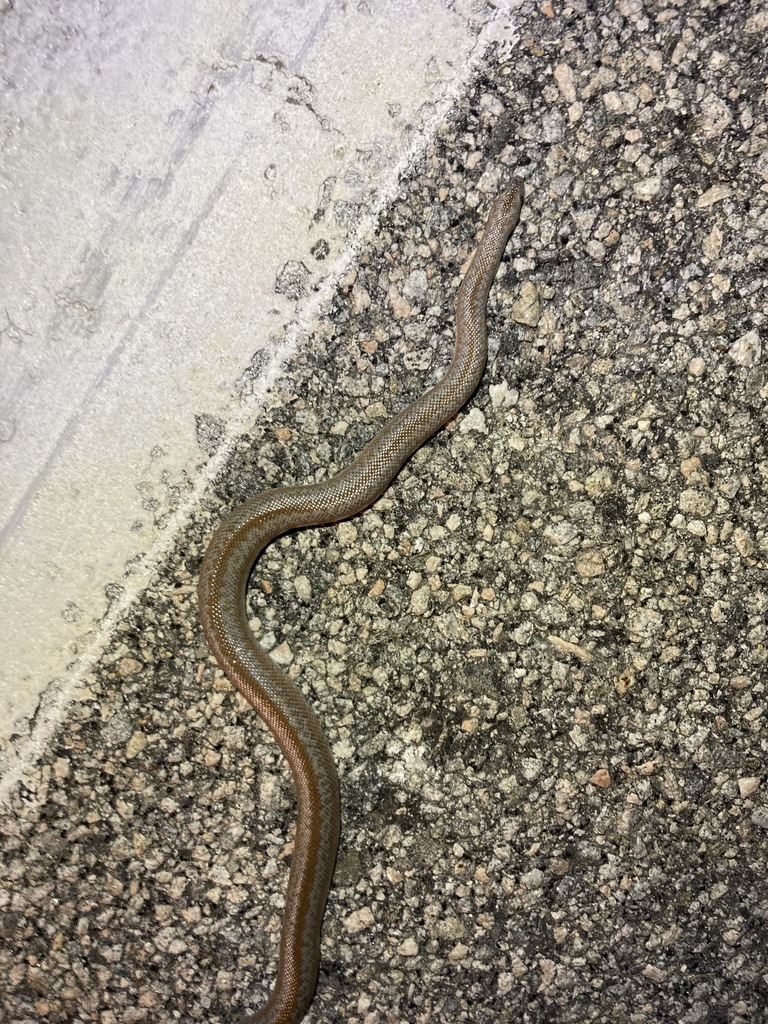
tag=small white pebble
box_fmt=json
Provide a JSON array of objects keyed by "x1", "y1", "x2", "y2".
[
  {"x1": 738, "y1": 776, "x2": 760, "y2": 798},
  {"x1": 688, "y1": 357, "x2": 706, "y2": 376},
  {"x1": 345, "y1": 907, "x2": 375, "y2": 935}
]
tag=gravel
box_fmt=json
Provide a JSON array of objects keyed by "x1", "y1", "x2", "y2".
[{"x1": 2, "y1": 2, "x2": 767, "y2": 1022}]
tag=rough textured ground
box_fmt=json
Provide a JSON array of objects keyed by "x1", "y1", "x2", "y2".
[{"x1": 2, "y1": 1, "x2": 767, "y2": 1023}]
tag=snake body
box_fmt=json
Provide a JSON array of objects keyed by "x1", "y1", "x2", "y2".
[{"x1": 198, "y1": 178, "x2": 524, "y2": 1024}]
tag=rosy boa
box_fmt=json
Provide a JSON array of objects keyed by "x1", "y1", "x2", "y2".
[{"x1": 198, "y1": 176, "x2": 525, "y2": 1023}]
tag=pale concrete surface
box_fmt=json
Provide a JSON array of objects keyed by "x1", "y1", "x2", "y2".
[{"x1": 0, "y1": 0, "x2": 514, "y2": 791}]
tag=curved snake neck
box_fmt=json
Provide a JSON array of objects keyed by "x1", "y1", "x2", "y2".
[{"x1": 198, "y1": 177, "x2": 525, "y2": 1024}]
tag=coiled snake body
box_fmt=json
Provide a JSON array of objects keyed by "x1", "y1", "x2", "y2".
[{"x1": 198, "y1": 177, "x2": 525, "y2": 1023}]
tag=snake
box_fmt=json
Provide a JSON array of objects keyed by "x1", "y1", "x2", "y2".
[{"x1": 198, "y1": 175, "x2": 525, "y2": 1024}]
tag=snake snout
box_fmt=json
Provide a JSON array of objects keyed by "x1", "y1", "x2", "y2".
[{"x1": 494, "y1": 176, "x2": 525, "y2": 224}]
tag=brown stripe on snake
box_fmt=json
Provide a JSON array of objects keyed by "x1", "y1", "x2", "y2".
[{"x1": 198, "y1": 177, "x2": 525, "y2": 1024}]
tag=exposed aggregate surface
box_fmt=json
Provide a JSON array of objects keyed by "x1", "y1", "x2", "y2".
[{"x1": 2, "y1": 2, "x2": 768, "y2": 1023}]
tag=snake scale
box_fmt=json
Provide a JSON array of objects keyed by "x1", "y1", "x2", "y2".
[{"x1": 198, "y1": 176, "x2": 525, "y2": 1023}]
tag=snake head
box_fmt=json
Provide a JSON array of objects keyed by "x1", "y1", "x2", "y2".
[{"x1": 490, "y1": 176, "x2": 525, "y2": 229}]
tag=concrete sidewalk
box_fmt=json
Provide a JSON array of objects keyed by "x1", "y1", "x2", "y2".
[
  {"x1": 1, "y1": 2, "x2": 767, "y2": 1023},
  {"x1": 1, "y1": 0, "x2": 508, "y2": 785}
]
